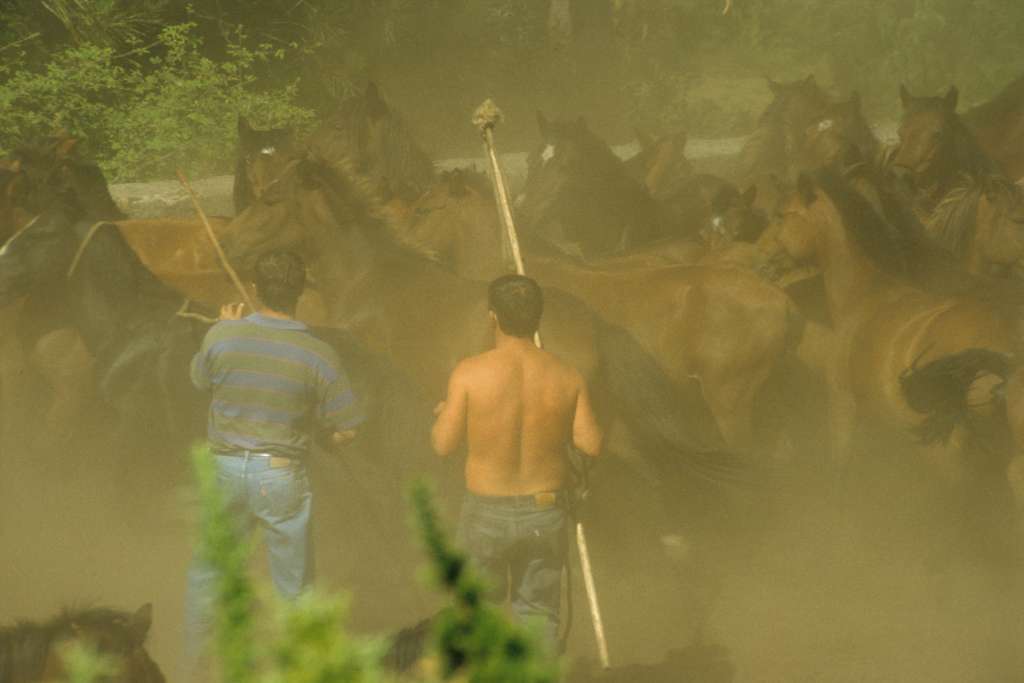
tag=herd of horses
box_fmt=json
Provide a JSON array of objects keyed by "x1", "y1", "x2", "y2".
[{"x1": 2, "y1": 73, "x2": 1024, "y2": 680}]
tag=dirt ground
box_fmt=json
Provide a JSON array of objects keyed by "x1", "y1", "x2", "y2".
[{"x1": 3, "y1": 329, "x2": 1023, "y2": 683}]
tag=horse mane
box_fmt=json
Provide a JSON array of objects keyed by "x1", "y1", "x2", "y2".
[
  {"x1": 316, "y1": 90, "x2": 436, "y2": 199},
  {"x1": 813, "y1": 167, "x2": 913, "y2": 276},
  {"x1": 304, "y1": 153, "x2": 441, "y2": 262},
  {"x1": 0, "y1": 607, "x2": 139, "y2": 681},
  {"x1": 905, "y1": 96, "x2": 999, "y2": 179},
  {"x1": 928, "y1": 174, "x2": 1022, "y2": 259},
  {"x1": 439, "y1": 168, "x2": 493, "y2": 199}
]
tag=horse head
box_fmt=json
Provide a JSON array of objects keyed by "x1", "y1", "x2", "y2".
[
  {"x1": 893, "y1": 85, "x2": 966, "y2": 186},
  {"x1": 235, "y1": 115, "x2": 299, "y2": 214},
  {"x1": 45, "y1": 605, "x2": 164, "y2": 683},
  {"x1": 969, "y1": 178, "x2": 1024, "y2": 278},
  {"x1": 401, "y1": 168, "x2": 504, "y2": 278},
  {"x1": 763, "y1": 74, "x2": 832, "y2": 157},
  {"x1": 800, "y1": 92, "x2": 880, "y2": 171},
  {"x1": 223, "y1": 151, "x2": 385, "y2": 278},
  {"x1": 11, "y1": 133, "x2": 124, "y2": 222},
  {"x1": 523, "y1": 112, "x2": 662, "y2": 255},
  {"x1": 308, "y1": 82, "x2": 436, "y2": 203},
  {"x1": 705, "y1": 181, "x2": 765, "y2": 245}
]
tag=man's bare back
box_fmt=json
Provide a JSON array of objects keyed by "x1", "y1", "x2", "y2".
[{"x1": 432, "y1": 337, "x2": 602, "y2": 496}]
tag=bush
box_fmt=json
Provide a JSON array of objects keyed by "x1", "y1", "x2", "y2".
[
  {"x1": 0, "y1": 21, "x2": 314, "y2": 182},
  {"x1": 189, "y1": 445, "x2": 557, "y2": 683}
]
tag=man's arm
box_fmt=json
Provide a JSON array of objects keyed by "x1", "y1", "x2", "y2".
[
  {"x1": 572, "y1": 376, "x2": 603, "y2": 457},
  {"x1": 317, "y1": 357, "x2": 365, "y2": 447},
  {"x1": 431, "y1": 365, "x2": 469, "y2": 457}
]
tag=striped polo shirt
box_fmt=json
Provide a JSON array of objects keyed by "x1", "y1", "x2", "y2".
[{"x1": 190, "y1": 313, "x2": 363, "y2": 458}]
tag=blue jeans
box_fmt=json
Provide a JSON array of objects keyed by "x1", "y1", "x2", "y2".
[
  {"x1": 457, "y1": 492, "x2": 568, "y2": 648},
  {"x1": 182, "y1": 453, "x2": 312, "y2": 679}
]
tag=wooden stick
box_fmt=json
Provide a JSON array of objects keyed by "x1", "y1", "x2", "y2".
[
  {"x1": 175, "y1": 169, "x2": 257, "y2": 312},
  {"x1": 473, "y1": 100, "x2": 611, "y2": 669}
]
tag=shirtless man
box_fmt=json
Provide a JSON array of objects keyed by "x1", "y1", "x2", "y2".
[{"x1": 431, "y1": 274, "x2": 603, "y2": 647}]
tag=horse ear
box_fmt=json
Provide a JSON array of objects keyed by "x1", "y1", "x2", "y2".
[
  {"x1": 537, "y1": 111, "x2": 550, "y2": 140},
  {"x1": 634, "y1": 127, "x2": 653, "y2": 150},
  {"x1": 129, "y1": 604, "x2": 153, "y2": 642},
  {"x1": 804, "y1": 74, "x2": 817, "y2": 88},
  {"x1": 742, "y1": 184, "x2": 757, "y2": 207},
  {"x1": 54, "y1": 136, "x2": 79, "y2": 160},
  {"x1": 796, "y1": 172, "x2": 817, "y2": 207},
  {"x1": 767, "y1": 77, "x2": 781, "y2": 96},
  {"x1": 575, "y1": 115, "x2": 588, "y2": 131},
  {"x1": 944, "y1": 85, "x2": 959, "y2": 111},
  {"x1": 238, "y1": 115, "x2": 252, "y2": 138},
  {"x1": 899, "y1": 84, "x2": 912, "y2": 110}
]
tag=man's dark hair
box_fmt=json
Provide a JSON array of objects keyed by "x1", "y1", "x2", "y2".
[
  {"x1": 254, "y1": 250, "x2": 306, "y2": 314},
  {"x1": 488, "y1": 274, "x2": 543, "y2": 338}
]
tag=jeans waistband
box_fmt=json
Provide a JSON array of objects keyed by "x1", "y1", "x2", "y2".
[
  {"x1": 465, "y1": 490, "x2": 566, "y2": 508},
  {"x1": 215, "y1": 450, "x2": 302, "y2": 469}
]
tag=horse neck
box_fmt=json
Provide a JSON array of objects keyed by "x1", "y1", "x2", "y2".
[
  {"x1": 814, "y1": 210, "x2": 891, "y2": 320},
  {"x1": 973, "y1": 197, "x2": 1024, "y2": 276}
]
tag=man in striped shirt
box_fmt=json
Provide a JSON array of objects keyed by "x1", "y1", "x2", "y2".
[{"x1": 182, "y1": 249, "x2": 363, "y2": 679}]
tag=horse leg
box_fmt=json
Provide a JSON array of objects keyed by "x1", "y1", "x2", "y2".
[
  {"x1": 1002, "y1": 367, "x2": 1024, "y2": 531},
  {"x1": 29, "y1": 328, "x2": 95, "y2": 445}
]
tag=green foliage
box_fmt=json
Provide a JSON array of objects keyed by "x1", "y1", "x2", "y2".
[
  {"x1": 265, "y1": 593, "x2": 386, "y2": 683},
  {"x1": 6, "y1": 1, "x2": 1023, "y2": 171},
  {"x1": 59, "y1": 641, "x2": 116, "y2": 683},
  {"x1": 0, "y1": 21, "x2": 314, "y2": 181}
]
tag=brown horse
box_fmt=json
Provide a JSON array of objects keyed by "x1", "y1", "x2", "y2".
[
  {"x1": 518, "y1": 113, "x2": 687, "y2": 258},
  {"x1": 0, "y1": 604, "x2": 164, "y2": 683},
  {"x1": 761, "y1": 169, "x2": 1021, "y2": 542},
  {"x1": 892, "y1": 84, "x2": 1001, "y2": 217},
  {"x1": 924, "y1": 174, "x2": 1024, "y2": 279},
  {"x1": 736, "y1": 75, "x2": 832, "y2": 183},
  {"x1": 382, "y1": 166, "x2": 793, "y2": 453},
  {"x1": 963, "y1": 73, "x2": 1024, "y2": 181},
  {"x1": 306, "y1": 82, "x2": 437, "y2": 203},
  {"x1": 796, "y1": 92, "x2": 881, "y2": 173},
  {"x1": 220, "y1": 152, "x2": 804, "y2": 493},
  {"x1": 234, "y1": 115, "x2": 298, "y2": 215}
]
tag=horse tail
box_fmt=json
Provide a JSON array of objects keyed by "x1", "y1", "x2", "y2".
[
  {"x1": 900, "y1": 348, "x2": 1012, "y2": 445},
  {"x1": 591, "y1": 317, "x2": 756, "y2": 489},
  {"x1": 900, "y1": 348, "x2": 1020, "y2": 563}
]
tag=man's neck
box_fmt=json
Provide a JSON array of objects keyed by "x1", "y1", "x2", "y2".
[
  {"x1": 259, "y1": 307, "x2": 295, "y2": 321},
  {"x1": 494, "y1": 330, "x2": 537, "y2": 351}
]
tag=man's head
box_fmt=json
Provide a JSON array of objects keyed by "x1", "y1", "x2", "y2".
[
  {"x1": 488, "y1": 274, "x2": 543, "y2": 338},
  {"x1": 254, "y1": 250, "x2": 306, "y2": 315}
]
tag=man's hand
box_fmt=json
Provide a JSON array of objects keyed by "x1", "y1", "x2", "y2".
[
  {"x1": 330, "y1": 430, "x2": 357, "y2": 447},
  {"x1": 433, "y1": 401, "x2": 447, "y2": 417},
  {"x1": 219, "y1": 303, "x2": 246, "y2": 321}
]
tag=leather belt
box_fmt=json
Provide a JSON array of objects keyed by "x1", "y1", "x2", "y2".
[{"x1": 217, "y1": 450, "x2": 296, "y2": 469}]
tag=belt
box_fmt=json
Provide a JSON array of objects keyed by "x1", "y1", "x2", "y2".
[
  {"x1": 467, "y1": 491, "x2": 564, "y2": 508},
  {"x1": 216, "y1": 450, "x2": 297, "y2": 469}
]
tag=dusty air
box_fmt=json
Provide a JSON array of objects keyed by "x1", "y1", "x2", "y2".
[{"x1": 1, "y1": 2, "x2": 1023, "y2": 682}]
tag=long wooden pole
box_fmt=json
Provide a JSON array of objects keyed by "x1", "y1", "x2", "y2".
[
  {"x1": 473, "y1": 99, "x2": 611, "y2": 669},
  {"x1": 176, "y1": 169, "x2": 257, "y2": 312}
]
